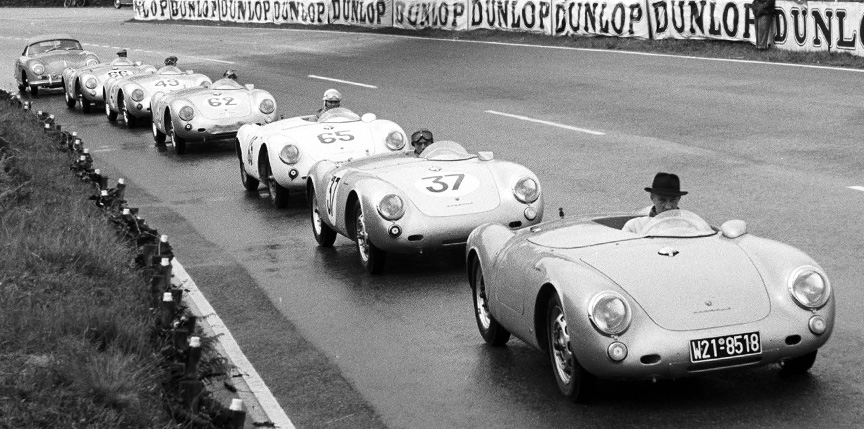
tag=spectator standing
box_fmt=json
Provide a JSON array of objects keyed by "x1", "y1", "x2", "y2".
[{"x1": 752, "y1": 0, "x2": 776, "y2": 50}]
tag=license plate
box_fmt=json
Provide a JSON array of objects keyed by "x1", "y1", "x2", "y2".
[{"x1": 689, "y1": 331, "x2": 761, "y2": 363}]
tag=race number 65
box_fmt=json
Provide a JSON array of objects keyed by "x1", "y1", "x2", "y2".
[{"x1": 317, "y1": 130, "x2": 354, "y2": 144}]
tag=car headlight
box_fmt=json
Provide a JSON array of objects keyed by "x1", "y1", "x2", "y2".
[
  {"x1": 178, "y1": 106, "x2": 194, "y2": 121},
  {"x1": 31, "y1": 63, "x2": 45, "y2": 75},
  {"x1": 259, "y1": 99, "x2": 275, "y2": 114},
  {"x1": 385, "y1": 131, "x2": 406, "y2": 150},
  {"x1": 588, "y1": 291, "x2": 632, "y2": 335},
  {"x1": 788, "y1": 267, "x2": 830, "y2": 309},
  {"x1": 130, "y1": 88, "x2": 145, "y2": 102},
  {"x1": 513, "y1": 177, "x2": 540, "y2": 204},
  {"x1": 279, "y1": 144, "x2": 300, "y2": 165},
  {"x1": 84, "y1": 77, "x2": 97, "y2": 89},
  {"x1": 377, "y1": 194, "x2": 405, "y2": 220},
  {"x1": 86, "y1": 58, "x2": 99, "y2": 67}
]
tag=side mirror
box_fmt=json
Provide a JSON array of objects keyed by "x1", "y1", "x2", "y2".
[
  {"x1": 244, "y1": 83, "x2": 254, "y2": 90},
  {"x1": 361, "y1": 113, "x2": 377, "y2": 122},
  {"x1": 720, "y1": 220, "x2": 747, "y2": 238}
]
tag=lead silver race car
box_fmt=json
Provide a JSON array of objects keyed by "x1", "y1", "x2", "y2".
[
  {"x1": 307, "y1": 141, "x2": 544, "y2": 274},
  {"x1": 14, "y1": 34, "x2": 99, "y2": 97},
  {"x1": 467, "y1": 209, "x2": 834, "y2": 402}
]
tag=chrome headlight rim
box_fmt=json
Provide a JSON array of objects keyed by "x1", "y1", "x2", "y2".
[
  {"x1": 278, "y1": 144, "x2": 300, "y2": 165},
  {"x1": 377, "y1": 194, "x2": 405, "y2": 221},
  {"x1": 259, "y1": 99, "x2": 275, "y2": 114},
  {"x1": 84, "y1": 76, "x2": 97, "y2": 89},
  {"x1": 85, "y1": 57, "x2": 99, "y2": 67},
  {"x1": 588, "y1": 291, "x2": 632, "y2": 336},
  {"x1": 513, "y1": 176, "x2": 540, "y2": 204},
  {"x1": 178, "y1": 105, "x2": 195, "y2": 122},
  {"x1": 30, "y1": 62, "x2": 45, "y2": 75},
  {"x1": 385, "y1": 130, "x2": 406, "y2": 151},
  {"x1": 787, "y1": 266, "x2": 830, "y2": 309},
  {"x1": 130, "y1": 88, "x2": 145, "y2": 102}
]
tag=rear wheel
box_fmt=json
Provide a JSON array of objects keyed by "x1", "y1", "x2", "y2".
[
  {"x1": 354, "y1": 203, "x2": 385, "y2": 274},
  {"x1": 152, "y1": 121, "x2": 166, "y2": 145},
  {"x1": 105, "y1": 101, "x2": 117, "y2": 122},
  {"x1": 262, "y1": 154, "x2": 288, "y2": 208},
  {"x1": 310, "y1": 187, "x2": 337, "y2": 247},
  {"x1": 64, "y1": 89, "x2": 76, "y2": 108},
  {"x1": 779, "y1": 350, "x2": 817, "y2": 375},
  {"x1": 548, "y1": 295, "x2": 596, "y2": 403},
  {"x1": 471, "y1": 258, "x2": 511, "y2": 345}
]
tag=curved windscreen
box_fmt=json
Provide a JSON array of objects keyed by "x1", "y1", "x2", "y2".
[
  {"x1": 318, "y1": 107, "x2": 360, "y2": 122},
  {"x1": 420, "y1": 140, "x2": 476, "y2": 161},
  {"x1": 640, "y1": 210, "x2": 716, "y2": 238},
  {"x1": 210, "y1": 79, "x2": 243, "y2": 90},
  {"x1": 29, "y1": 39, "x2": 82, "y2": 55}
]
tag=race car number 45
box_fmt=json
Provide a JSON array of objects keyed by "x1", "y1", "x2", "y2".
[{"x1": 689, "y1": 332, "x2": 761, "y2": 363}]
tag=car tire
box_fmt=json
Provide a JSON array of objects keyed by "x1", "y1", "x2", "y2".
[
  {"x1": 64, "y1": 89, "x2": 76, "y2": 109},
  {"x1": 170, "y1": 125, "x2": 187, "y2": 154},
  {"x1": 354, "y1": 202, "x2": 385, "y2": 274},
  {"x1": 548, "y1": 295, "x2": 596, "y2": 403},
  {"x1": 262, "y1": 154, "x2": 289, "y2": 208},
  {"x1": 236, "y1": 141, "x2": 259, "y2": 191},
  {"x1": 79, "y1": 94, "x2": 92, "y2": 113},
  {"x1": 310, "y1": 187, "x2": 337, "y2": 247},
  {"x1": 152, "y1": 121, "x2": 166, "y2": 145},
  {"x1": 105, "y1": 101, "x2": 117, "y2": 122},
  {"x1": 29, "y1": 85, "x2": 38, "y2": 97},
  {"x1": 471, "y1": 258, "x2": 511, "y2": 346},
  {"x1": 779, "y1": 350, "x2": 817, "y2": 375},
  {"x1": 120, "y1": 96, "x2": 136, "y2": 128}
]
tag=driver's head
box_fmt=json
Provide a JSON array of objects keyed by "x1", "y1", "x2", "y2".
[
  {"x1": 164, "y1": 56, "x2": 178, "y2": 67},
  {"x1": 223, "y1": 69, "x2": 238, "y2": 80},
  {"x1": 644, "y1": 172, "x2": 687, "y2": 215},
  {"x1": 116, "y1": 49, "x2": 128, "y2": 58},
  {"x1": 322, "y1": 89, "x2": 341, "y2": 110},
  {"x1": 411, "y1": 129, "x2": 434, "y2": 155}
]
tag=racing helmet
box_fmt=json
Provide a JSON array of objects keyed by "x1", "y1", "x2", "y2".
[
  {"x1": 411, "y1": 129, "x2": 433, "y2": 146},
  {"x1": 223, "y1": 69, "x2": 238, "y2": 80},
  {"x1": 322, "y1": 89, "x2": 342, "y2": 102},
  {"x1": 164, "y1": 56, "x2": 178, "y2": 66}
]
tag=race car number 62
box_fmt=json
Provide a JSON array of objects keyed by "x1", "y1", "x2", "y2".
[{"x1": 207, "y1": 97, "x2": 236, "y2": 106}]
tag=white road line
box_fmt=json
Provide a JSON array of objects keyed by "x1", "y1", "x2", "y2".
[
  {"x1": 308, "y1": 75, "x2": 378, "y2": 88},
  {"x1": 172, "y1": 260, "x2": 296, "y2": 429},
  {"x1": 848, "y1": 186, "x2": 864, "y2": 192},
  {"x1": 485, "y1": 110, "x2": 606, "y2": 136}
]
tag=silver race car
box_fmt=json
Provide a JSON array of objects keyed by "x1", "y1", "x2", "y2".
[
  {"x1": 104, "y1": 65, "x2": 211, "y2": 128},
  {"x1": 466, "y1": 209, "x2": 834, "y2": 402},
  {"x1": 307, "y1": 141, "x2": 544, "y2": 274},
  {"x1": 14, "y1": 34, "x2": 99, "y2": 97},
  {"x1": 62, "y1": 57, "x2": 156, "y2": 113},
  {"x1": 151, "y1": 77, "x2": 277, "y2": 154},
  {"x1": 236, "y1": 107, "x2": 407, "y2": 208}
]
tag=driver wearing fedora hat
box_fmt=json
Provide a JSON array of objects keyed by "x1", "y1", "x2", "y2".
[{"x1": 622, "y1": 172, "x2": 688, "y2": 234}]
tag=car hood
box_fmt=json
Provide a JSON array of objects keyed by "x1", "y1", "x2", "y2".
[
  {"x1": 32, "y1": 51, "x2": 91, "y2": 73},
  {"x1": 369, "y1": 160, "x2": 500, "y2": 217},
  {"x1": 184, "y1": 88, "x2": 252, "y2": 119},
  {"x1": 578, "y1": 238, "x2": 770, "y2": 331}
]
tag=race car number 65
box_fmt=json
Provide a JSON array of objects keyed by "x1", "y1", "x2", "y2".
[{"x1": 318, "y1": 131, "x2": 354, "y2": 144}]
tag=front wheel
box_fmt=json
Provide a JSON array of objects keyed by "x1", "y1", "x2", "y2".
[
  {"x1": 237, "y1": 142, "x2": 259, "y2": 191},
  {"x1": 548, "y1": 295, "x2": 596, "y2": 403},
  {"x1": 471, "y1": 258, "x2": 510, "y2": 346},
  {"x1": 262, "y1": 155, "x2": 288, "y2": 208},
  {"x1": 29, "y1": 85, "x2": 38, "y2": 97},
  {"x1": 120, "y1": 98, "x2": 136, "y2": 128},
  {"x1": 79, "y1": 94, "x2": 92, "y2": 113},
  {"x1": 310, "y1": 188, "x2": 336, "y2": 247},
  {"x1": 779, "y1": 350, "x2": 817, "y2": 375},
  {"x1": 354, "y1": 203, "x2": 385, "y2": 274},
  {"x1": 152, "y1": 121, "x2": 166, "y2": 145},
  {"x1": 105, "y1": 101, "x2": 117, "y2": 122},
  {"x1": 65, "y1": 90, "x2": 76, "y2": 108}
]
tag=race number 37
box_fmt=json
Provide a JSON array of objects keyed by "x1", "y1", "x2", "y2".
[{"x1": 415, "y1": 173, "x2": 479, "y2": 197}]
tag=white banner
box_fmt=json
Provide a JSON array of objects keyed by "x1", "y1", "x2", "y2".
[
  {"x1": 394, "y1": 0, "x2": 469, "y2": 30},
  {"x1": 134, "y1": 0, "x2": 171, "y2": 20},
  {"x1": 552, "y1": 0, "x2": 650, "y2": 38},
  {"x1": 273, "y1": 0, "x2": 329, "y2": 24},
  {"x1": 648, "y1": 0, "x2": 757, "y2": 42},
  {"x1": 330, "y1": 0, "x2": 394, "y2": 27},
  {"x1": 469, "y1": 0, "x2": 554, "y2": 34},
  {"x1": 169, "y1": 0, "x2": 221, "y2": 20},
  {"x1": 774, "y1": 2, "x2": 864, "y2": 56},
  {"x1": 216, "y1": 0, "x2": 275, "y2": 22}
]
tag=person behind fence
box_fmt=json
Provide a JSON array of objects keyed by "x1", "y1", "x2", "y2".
[
  {"x1": 752, "y1": 0, "x2": 776, "y2": 50},
  {"x1": 622, "y1": 172, "x2": 688, "y2": 234}
]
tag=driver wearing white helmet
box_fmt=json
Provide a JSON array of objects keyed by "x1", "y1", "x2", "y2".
[{"x1": 313, "y1": 88, "x2": 341, "y2": 121}]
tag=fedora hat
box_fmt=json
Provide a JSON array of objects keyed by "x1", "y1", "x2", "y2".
[{"x1": 645, "y1": 172, "x2": 688, "y2": 196}]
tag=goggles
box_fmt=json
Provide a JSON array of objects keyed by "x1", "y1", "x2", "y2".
[{"x1": 411, "y1": 130, "x2": 433, "y2": 145}]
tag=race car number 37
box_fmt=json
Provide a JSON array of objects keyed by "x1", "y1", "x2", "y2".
[
  {"x1": 689, "y1": 332, "x2": 761, "y2": 363},
  {"x1": 414, "y1": 173, "x2": 479, "y2": 197}
]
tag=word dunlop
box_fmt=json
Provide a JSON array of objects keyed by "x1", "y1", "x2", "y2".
[{"x1": 331, "y1": 0, "x2": 388, "y2": 25}]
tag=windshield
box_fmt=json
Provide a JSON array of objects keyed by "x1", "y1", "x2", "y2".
[
  {"x1": 318, "y1": 107, "x2": 360, "y2": 122},
  {"x1": 28, "y1": 39, "x2": 82, "y2": 55},
  {"x1": 420, "y1": 141, "x2": 476, "y2": 161},
  {"x1": 639, "y1": 210, "x2": 716, "y2": 238}
]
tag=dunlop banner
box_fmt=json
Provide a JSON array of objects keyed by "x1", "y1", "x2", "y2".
[
  {"x1": 134, "y1": 0, "x2": 171, "y2": 20},
  {"x1": 330, "y1": 0, "x2": 394, "y2": 27},
  {"x1": 169, "y1": 0, "x2": 221, "y2": 20},
  {"x1": 553, "y1": 0, "x2": 649, "y2": 38},
  {"x1": 218, "y1": 0, "x2": 275, "y2": 22},
  {"x1": 647, "y1": 0, "x2": 757, "y2": 42},
  {"x1": 469, "y1": 0, "x2": 554, "y2": 35},
  {"x1": 394, "y1": 0, "x2": 469, "y2": 30},
  {"x1": 773, "y1": 2, "x2": 864, "y2": 56},
  {"x1": 273, "y1": 0, "x2": 329, "y2": 24}
]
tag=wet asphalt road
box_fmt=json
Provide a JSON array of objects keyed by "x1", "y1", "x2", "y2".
[{"x1": 2, "y1": 8, "x2": 864, "y2": 428}]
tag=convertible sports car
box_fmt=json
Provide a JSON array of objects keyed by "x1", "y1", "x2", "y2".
[
  {"x1": 151, "y1": 78, "x2": 277, "y2": 154},
  {"x1": 14, "y1": 34, "x2": 99, "y2": 97},
  {"x1": 236, "y1": 107, "x2": 407, "y2": 208},
  {"x1": 62, "y1": 58, "x2": 156, "y2": 113},
  {"x1": 307, "y1": 141, "x2": 544, "y2": 274},
  {"x1": 104, "y1": 66, "x2": 211, "y2": 128},
  {"x1": 466, "y1": 209, "x2": 834, "y2": 402}
]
